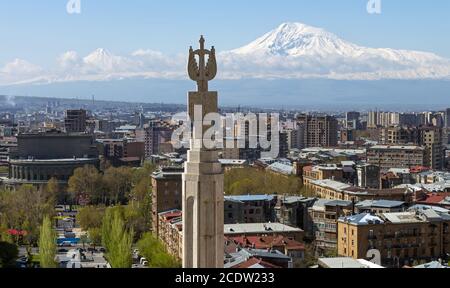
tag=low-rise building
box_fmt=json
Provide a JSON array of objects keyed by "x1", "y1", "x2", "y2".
[
  {"x1": 355, "y1": 200, "x2": 406, "y2": 214},
  {"x1": 274, "y1": 196, "x2": 317, "y2": 237},
  {"x1": 303, "y1": 165, "x2": 344, "y2": 186},
  {"x1": 157, "y1": 209, "x2": 183, "y2": 261},
  {"x1": 356, "y1": 164, "x2": 380, "y2": 189},
  {"x1": 226, "y1": 235, "x2": 305, "y2": 262},
  {"x1": 309, "y1": 199, "x2": 353, "y2": 254},
  {"x1": 224, "y1": 195, "x2": 277, "y2": 224},
  {"x1": 306, "y1": 178, "x2": 415, "y2": 203},
  {"x1": 224, "y1": 223, "x2": 304, "y2": 242}
]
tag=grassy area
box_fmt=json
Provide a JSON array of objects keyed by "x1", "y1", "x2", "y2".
[{"x1": 0, "y1": 166, "x2": 8, "y2": 174}]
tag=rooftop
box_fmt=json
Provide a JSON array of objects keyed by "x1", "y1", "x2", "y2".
[
  {"x1": 310, "y1": 179, "x2": 352, "y2": 192},
  {"x1": 267, "y1": 162, "x2": 293, "y2": 175},
  {"x1": 356, "y1": 200, "x2": 405, "y2": 209},
  {"x1": 318, "y1": 257, "x2": 384, "y2": 269},
  {"x1": 219, "y1": 159, "x2": 247, "y2": 165},
  {"x1": 225, "y1": 195, "x2": 274, "y2": 202},
  {"x1": 224, "y1": 223, "x2": 303, "y2": 235},
  {"x1": 369, "y1": 145, "x2": 424, "y2": 151},
  {"x1": 339, "y1": 213, "x2": 385, "y2": 226}
]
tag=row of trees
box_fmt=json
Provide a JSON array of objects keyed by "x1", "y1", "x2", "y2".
[
  {"x1": 68, "y1": 163, "x2": 155, "y2": 206},
  {"x1": 76, "y1": 205, "x2": 179, "y2": 268},
  {"x1": 39, "y1": 216, "x2": 57, "y2": 268},
  {"x1": 224, "y1": 167, "x2": 303, "y2": 195},
  {"x1": 0, "y1": 184, "x2": 56, "y2": 245}
]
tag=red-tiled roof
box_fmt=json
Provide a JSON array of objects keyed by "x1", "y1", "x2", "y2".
[
  {"x1": 417, "y1": 193, "x2": 450, "y2": 205},
  {"x1": 232, "y1": 257, "x2": 281, "y2": 269},
  {"x1": 410, "y1": 166, "x2": 430, "y2": 173},
  {"x1": 228, "y1": 235, "x2": 305, "y2": 251},
  {"x1": 160, "y1": 211, "x2": 182, "y2": 221}
]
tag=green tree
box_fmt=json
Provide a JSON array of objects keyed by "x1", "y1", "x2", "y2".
[
  {"x1": 102, "y1": 209, "x2": 133, "y2": 268},
  {"x1": 137, "y1": 233, "x2": 181, "y2": 268},
  {"x1": 0, "y1": 217, "x2": 13, "y2": 244},
  {"x1": 103, "y1": 167, "x2": 133, "y2": 205},
  {"x1": 0, "y1": 185, "x2": 55, "y2": 246},
  {"x1": 44, "y1": 178, "x2": 60, "y2": 206},
  {"x1": 88, "y1": 228, "x2": 102, "y2": 249},
  {"x1": 0, "y1": 242, "x2": 19, "y2": 268},
  {"x1": 68, "y1": 165, "x2": 104, "y2": 205},
  {"x1": 80, "y1": 234, "x2": 89, "y2": 249},
  {"x1": 77, "y1": 206, "x2": 105, "y2": 231},
  {"x1": 224, "y1": 167, "x2": 302, "y2": 196},
  {"x1": 39, "y1": 216, "x2": 57, "y2": 268}
]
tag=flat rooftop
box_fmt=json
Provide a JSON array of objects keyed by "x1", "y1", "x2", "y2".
[
  {"x1": 318, "y1": 257, "x2": 383, "y2": 269},
  {"x1": 224, "y1": 223, "x2": 303, "y2": 235},
  {"x1": 369, "y1": 145, "x2": 424, "y2": 151}
]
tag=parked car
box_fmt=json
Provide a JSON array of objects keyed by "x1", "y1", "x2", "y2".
[
  {"x1": 58, "y1": 241, "x2": 74, "y2": 247},
  {"x1": 64, "y1": 232, "x2": 76, "y2": 239}
]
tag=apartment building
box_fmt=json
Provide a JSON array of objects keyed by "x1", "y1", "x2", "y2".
[
  {"x1": 337, "y1": 209, "x2": 450, "y2": 267},
  {"x1": 380, "y1": 126, "x2": 418, "y2": 145},
  {"x1": 419, "y1": 126, "x2": 444, "y2": 170},
  {"x1": 305, "y1": 179, "x2": 415, "y2": 203},
  {"x1": 64, "y1": 109, "x2": 87, "y2": 133},
  {"x1": 309, "y1": 199, "x2": 353, "y2": 254},
  {"x1": 367, "y1": 145, "x2": 425, "y2": 170},
  {"x1": 224, "y1": 195, "x2": 277, "y2": 224},
  {"x1": 151, "y1": 167, "x2": 183, "y2": 234},
  {"x1": 297, "y1": 114, "x2": 338, "y2": 148},
  {"x1": 157, "y1": 209, "x2": 183, "y2": 261},
  {"x1": 303, "y1": 165, "x2": 344, "y2": 186}
]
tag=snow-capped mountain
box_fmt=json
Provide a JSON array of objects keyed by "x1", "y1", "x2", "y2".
[
  {"x1": 230, "y1": 22, "x2": 360, "y2": 57},
  {"x1": 2, "y1": 22, "x2": 450, "y2": 86},
  {"x1": 222, "y1": 22, "x2": 450, "y2": 80},
  {"x1": 82, "y1": 48, "x2": 135, "y2": 73}
]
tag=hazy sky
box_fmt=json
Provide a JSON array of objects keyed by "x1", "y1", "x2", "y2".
[{"x1": 1, "y1": 0, "x2": 450, "y2": 66}]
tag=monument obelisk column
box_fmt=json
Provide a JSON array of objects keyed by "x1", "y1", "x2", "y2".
[{"x1": 182, "y1": 36, "x2": 224, "y2": 268}]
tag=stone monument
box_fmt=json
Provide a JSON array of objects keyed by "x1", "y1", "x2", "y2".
[{"x1": 182, "y1": 36, "x2": 224, "y2": 268}]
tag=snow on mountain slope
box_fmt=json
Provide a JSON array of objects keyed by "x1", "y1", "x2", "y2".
[{"x1": 221, "y1": 22, "x2": 450, "y2": 80}]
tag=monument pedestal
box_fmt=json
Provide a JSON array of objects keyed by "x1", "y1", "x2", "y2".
[{"x1": 183, "y1": 149, "x2": 224, "y2": 268}]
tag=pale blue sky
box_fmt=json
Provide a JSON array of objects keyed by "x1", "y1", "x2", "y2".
[{"x1": 0, "y1": 0, "x2": 449, "y2": 66}]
